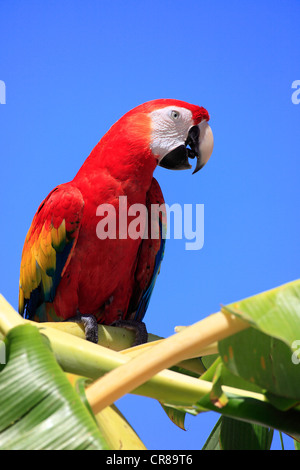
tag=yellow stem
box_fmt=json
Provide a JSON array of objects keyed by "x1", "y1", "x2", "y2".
[
  {"x1": 86, "y1": 311, "x2": 249, "y2": 414},
  {"x1": 120, "y1": 340, "x2": 218, "y2": 376}
]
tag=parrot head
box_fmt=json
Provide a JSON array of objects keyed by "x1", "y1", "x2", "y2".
[
  {"x1": 148, "y1": 99, "x2": 214, "y2": 174},
  {"x1": 117, "y1": 99, "x2": 214, "y2": 175},
  {"x1": 83, "y1": 99, "x2": 213, "y2": 183}
]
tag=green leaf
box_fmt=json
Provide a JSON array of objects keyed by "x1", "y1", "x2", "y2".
[
  {"x1": 202, "y1": 416, "x2": 274, "y2": 450},
  {"x1": 209, "y1": 363, "x2": 229, "y2": 409},
  {"x1": 219, "y1": 417, "x2": 274, "y2": 450},
  {"x1": 160, "y1": 404, "x2": 186, "y2": 430},
  {"x1": 200, "y1": 353, "x2": 220, "y2": 371},
  {"x1": 201, "y1": 356, "x2": 264, "y2": 395},
  {"x1": 0, "y1": 324, "x2": 108, "y2": 450},
  {"x1": 202, "y1": 417, "x2": 222, "y2": 450},
  {"x1": 219, "y1": 328, "x2": 300, "y2": 401},
  {"x1": 222, "y1": 279, "x2": 300, "y2": 348},
  {"x1": 294, "y1": 439, "x2": 300, "y2": 450},
  {"x1": 196, "y1": 390, "x2": 300, "y2": 440},
  {"x1": 219, "y1": 281, "x2": 300, "y2": 401},
  {"x1": 197, "y1": 356, "x2": 300, "y2": 439}
]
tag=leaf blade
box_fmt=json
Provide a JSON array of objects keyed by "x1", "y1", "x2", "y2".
[{"x1": 0, "y1": 324, "x2": 108, "y2": 450}]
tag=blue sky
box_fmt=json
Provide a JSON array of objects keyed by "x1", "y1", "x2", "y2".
[{"x1": 0, "y1": 0, "x2": 299, "y2": 450}]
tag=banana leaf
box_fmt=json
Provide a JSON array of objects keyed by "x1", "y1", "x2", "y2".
[
  {"x1": 202, "y1": 416, "x2": 274, "y2": 450},
  {"x1": 0, "y1": 324, "x2": 108, "y2": 450}
]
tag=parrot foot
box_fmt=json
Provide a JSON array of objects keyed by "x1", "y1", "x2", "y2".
[
  {"x1": 111, "y1": 320, "x2": 148, "y2": 347},
  {"x1": 67, "y1": 312, "x2": 98, "y2": 343}
]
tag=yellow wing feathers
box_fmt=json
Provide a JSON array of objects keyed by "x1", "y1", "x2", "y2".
[
  {"x1": 19, "y1": 219, "x2": 66, "y2": 312},
  {"x1": 18, "y1": 185, "x2": 84, "y2": 318}
]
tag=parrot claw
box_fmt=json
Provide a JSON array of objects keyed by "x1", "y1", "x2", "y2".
[
  {"x1": 111, "y1": 320, "x2": 148, "y2": 346},
  {"x1": 67, "y1": 312, "x2": 98, "y2": 343}
]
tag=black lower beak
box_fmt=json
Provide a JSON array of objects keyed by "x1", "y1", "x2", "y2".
[
  {"x1": 158, "y1": 145, "x2": 192, "y2": 170},
  {"x1": 158, "y1": 125, "x2": 203, "y2": 174}
]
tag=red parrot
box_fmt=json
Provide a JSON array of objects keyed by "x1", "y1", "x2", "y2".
[{"x1": 18, "y1": 99, "x2": 213, "y2": 344}]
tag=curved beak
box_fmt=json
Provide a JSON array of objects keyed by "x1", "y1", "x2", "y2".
[
  {"x1": 158, "y1": 121, "x2": 214, "y2": 174},
  {"x1": 191, "y1": 120, "x2": 214, "y2": 174}
]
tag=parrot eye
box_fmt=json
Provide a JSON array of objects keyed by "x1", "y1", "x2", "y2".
[{"x1": 170, "y1": 110, "x2": 180, "y2": 121}]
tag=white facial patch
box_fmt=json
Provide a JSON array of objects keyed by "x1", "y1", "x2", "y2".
[{"x1": 149, "y1": 106, "x2": 194, "y2": 161}]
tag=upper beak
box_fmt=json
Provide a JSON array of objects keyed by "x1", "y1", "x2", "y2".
[
  {"x1": 190, "y1": 120, "x2": 214, "y2": 174},
  {"x1": 158, "y1": 121, "x2": 214, "y2": 174}
]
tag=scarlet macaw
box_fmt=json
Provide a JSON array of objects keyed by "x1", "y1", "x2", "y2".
[{"x1": 19, "y1": 99, "x2": 213, "y2": 344}]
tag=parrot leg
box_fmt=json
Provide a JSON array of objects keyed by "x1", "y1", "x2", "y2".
[
  {"x1": 111, "y1": 320, "x2": 148, "y2": 346},
  {"x1": 66, "y1": 311, "x2": 98, "y2": 343}
]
